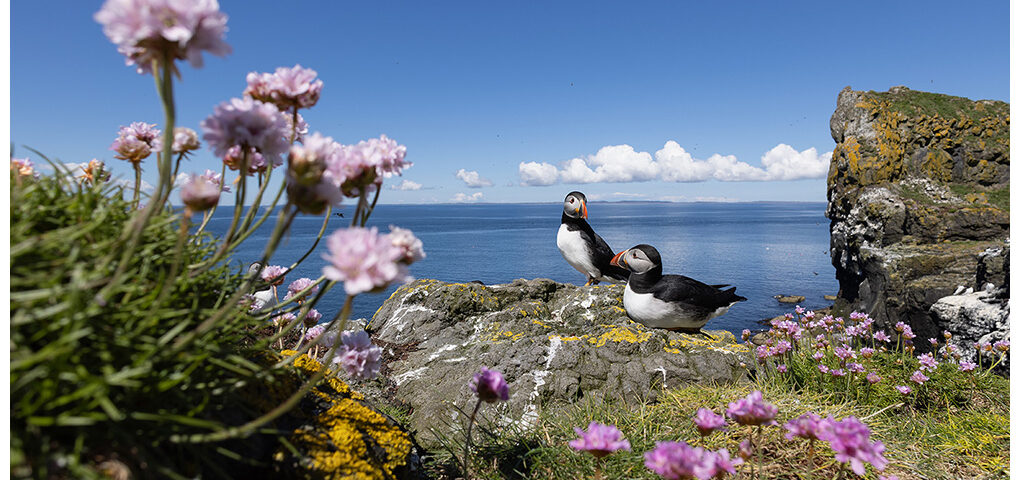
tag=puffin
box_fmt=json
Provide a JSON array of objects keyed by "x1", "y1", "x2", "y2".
[
  {"x1": 610, "y1": 244, "x2": 746, "y2": 332},
  {"x1": 556, "y1": 191, "x2": 630, "y2": 286}
]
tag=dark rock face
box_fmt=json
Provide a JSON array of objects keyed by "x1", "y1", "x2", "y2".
[
  {"x1": 366, "y1": 279, "x2": 751, "y2": 446},
  {"x1": 826, "y1": 86, "x2": 1009, "y2": 353}
]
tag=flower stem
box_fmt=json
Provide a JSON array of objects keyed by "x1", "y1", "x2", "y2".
[
  {"x1": 132, "y1": 163, "x2": 142, "y2": 207},
  {"x1": 463, "y1": 397, "x2": 483, "y2": 480}
]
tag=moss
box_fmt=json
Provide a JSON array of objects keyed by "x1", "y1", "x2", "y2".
[{"x1": 949, "y1": 183, "x2": 1010, "y2": 211}]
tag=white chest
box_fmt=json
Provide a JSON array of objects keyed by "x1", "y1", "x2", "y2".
[
  {"x1": 557, "y1": 224, "x2": 597, "y2": 277},
  {"x1": 623, "y1": 284, "x2": 705, "y2": 329}
]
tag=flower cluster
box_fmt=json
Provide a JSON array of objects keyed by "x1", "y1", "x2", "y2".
[
  {"x1": 172, "y1": 127, "x2": 201, "y2": 154},
  {"x1": 286, "y1": 132, "x2": 345, "y2": 214},
  {"x1": 644, "y1": 441, "x2": 741, "y2": 480},
  {"x1": 200, "y1": 97, "x2": 290, "y2": 169},
  {"x1": 822, "y1": 416, "x2": 888, "y2": 476},
  {"x1": 260, "y1": 265, "x2": 288, "y2": 285},
  {"x1": 725, "y1": 391, "x2": 777, "y2": 426},
  {"x1": 244, "y1": 64, "x2": 323, "y2": 111},
  {"x1": 179, "y1": 171, "x2": 224, "y2": 212},
  {"x1": 11, "y1": 158, "x2": 36, "y2": 177},
  {"x1": 111, "y1": 122, "x2": 162, "y2": 163},
  {"x1": 285, "y1": 277, "x2": 319, "y2": 301},
  {"x1": 569, "y1": 422, "x2": 631, "y2": 458},
  {"x1": 94, "y1": 0, "x2": 231, "y2": 75},
  {"x1": 470, "y1": 366, "x2": 510, "y2": 403},
  {"x1": 332, "y1": 330, "x2": 382, "y2": 380},
  {"x1": 321, "y1": 226, "x2": 422, "y2": 295},
  {"x1": 693, "y1": 408, "x2": 727, "y2": 436}
]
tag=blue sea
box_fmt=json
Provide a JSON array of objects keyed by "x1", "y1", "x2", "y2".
[{"x1": 205, "y1": 202, "x2": 836, "y2": 337}]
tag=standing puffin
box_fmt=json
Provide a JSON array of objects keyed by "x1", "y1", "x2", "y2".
[
  {"x1": 556, "y1": 191, "x2": 630, "y2": 286},
  {"x1": 610, "y1": 244, "x2": 746, "y2": 332}
]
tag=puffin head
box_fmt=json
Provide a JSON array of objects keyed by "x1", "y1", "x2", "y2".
[
  {"x1": 610, "y1": 244, "x2": 661, "y2": 274},
  {"x1": 562, "y1": 191, "x2": 588, "y2": 219}
]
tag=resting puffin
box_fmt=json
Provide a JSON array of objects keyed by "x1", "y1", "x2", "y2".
[
  {"x1": 556, "y1": 191, "x2": 630, "y2": 286},
  {"x1": 610, "y1": 244, "x2": 746, "y2": 332}
]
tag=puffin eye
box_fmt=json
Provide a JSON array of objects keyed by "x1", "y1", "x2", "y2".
[{"x1": 568, "y1": 198, "x2": 574, "y2": 203}]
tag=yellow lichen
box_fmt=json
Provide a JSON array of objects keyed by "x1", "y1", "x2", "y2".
[{"x1": 275, "y1": 351, "x2": 412, "y2": 479}]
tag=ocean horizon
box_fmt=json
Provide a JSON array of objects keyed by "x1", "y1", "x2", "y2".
[{"x1": 204, "y1": 201, "x2": 837, "y2": 337}]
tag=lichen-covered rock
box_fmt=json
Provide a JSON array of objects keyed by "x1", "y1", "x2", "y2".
[
  {"x1": 929, "y1": 290, "x2": 1009, "y2": 371},
  {"x1": 366, "y1": 278, "x2": 751, "y2": 446},
  {"x1": 262, "y1": 351, "x2": 425, "y2": 479},
  {"x1": 826, "y1": 86, "x2": 1009, "y2": 355}
]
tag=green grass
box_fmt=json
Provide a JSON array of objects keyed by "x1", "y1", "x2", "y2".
[
  {"x1": 948, "y1": 183, "x2": 1010, "y2": 211},
  {"x1": 445, "y1": 379, "x2": 1008, "y2": 480},
  {"x1": 435, "y1": 312, "x2": 1010, "y2": 480},
  {"x1": 868, "y1": 88, "x2": 1008, "y2": 123}
]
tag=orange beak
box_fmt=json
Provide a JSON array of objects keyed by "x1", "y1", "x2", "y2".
[
  {"x1": 610, "y1": 250, "x2": 627, "y2": 268},
  {"x1": 580, "y1": 200, "x2": 588, "y2": 219}
]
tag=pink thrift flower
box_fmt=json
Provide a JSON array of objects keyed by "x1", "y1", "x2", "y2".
[
  {"x1": 726, "y1": 390, "x2": 777, "y2": 426},
  {"x1": 741, "y1": 329, "x2": 751, "y2": 340},
  {"x1": 958, "y1": 361, "x2": 976, "y2": 372},
  {"x1": 866, "y1": 372, "x2": 882, "y2": 384},
  {"x1": 895, "y1": 385, "x2": 912, "y2": 395},
  {"x1": 777, "y1": 364, "x2": 788, "y2": 373},
  {"x1": 909, "y1": 370, "x2": 929, "y2": 384},
  {"x1": 917, "y1": 353, "x2": 939, "y2": 372},
  {"x1": 643, "y1": 441, "x2": 706, "y2": 480},
  {"x1": 333, "y1": 330, "x2": 383, "y2": 380},
  {"x1": 818, "y1": 364, "x2": 830, "y2": 374},
  {"x1": 860, "y1": 347, "x2": 875, "y2": 358},
  {"x1": 201, "y1": 97, "x2": 290, "y2": 165},
  {"x1": 172, "y1": 127, "x2": 201, "y2": 154},
  {"x1": 834, "y1": 344, "x2": 856, "y2": 362},
  {"x1": 302, "y1": 308, "x2": 322, "y2": 327},
  {"x1": 244, "y1": 64, "x2": 323, "y2": 110},
  {"x1": 470, "y1": 366, "x2": 510, "y2": 403},
  {"x1": 304, "y1": 324, "x2": 326, "y2": 342},
  {"x1": 568, "y1": 422, "x2": 631, "y2": 458},
  {"x1": 994, "y1": 339, "x2": 1010, "y2": 352},
  {"x1": 847, "y1": 362, "x2": 865, "y2": 374},
  {"x1": 693, "y1": 408, "x2": 727, "y2": 436},
  {"x1": 928, "y1": 337, "x2": 939, "y2": 347},
  {"x1": 179, "y1": 172, "x2": 222, "y2": 211},
  {"x1": 812, "y1": 351, "x2": 825, "y2": 361},
  {"x1": 285, "y1": 277, "x2": 319, "y2": 300},
  {"x1": 286, "y1": 132, "x2": 344, "y2": 213},
  {"x1": 795, "y1": 306, "x2": 805, "y2": 315},
  {"x1": 784, "y1": 413, "x2": 827, "y2": 441},
  {"x1": 322, "y1": 227, "x2": 410, "y2": 295},
  {"x1": 94, "y1": 0, "x2": 231, "y2": 75},
  {"x1": 79, "y1": 159, "x2": 110, "y2": 184},
  {"x1": 260, "y1": 265, "x2": 288, "y2": 285},
  {"x1": 198, "y1": 169, "x2": 228, "y2": 192},
  {"x1": 874, "y1": 331, "x2": 891, "y2": 342},
  {"x1": 830, "y1": 369, "x2": 846, "y2": 377},
  {"x1": 386, "y1": 226, "x2": 426, "y2": 264},
  {"x1": 223, "y1": 145, "x2": 276, "y2": 174},
  {"x1": 111, "y1": 122, "x2": 161, "y2": 163},
  {"x1": 818, "y1": 416, "x2": 888, "y2": 476},
  {"x1": 707, "y1": 449, "x2": 742, "y2": 478}
]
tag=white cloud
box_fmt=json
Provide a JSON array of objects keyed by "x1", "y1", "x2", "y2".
[
  {"x1": 391, "y1": 179, "x2": 423, "y2": 191},
  {"x1": 452, "y1": 192, "x2": 484, "y2": 203},
  {"x1": 758, "y1": 144, "x2": 832, "y2": 180},
  {"x1": 455, "y1": 169, "x2": 493, "y2": 188},
  {"x1": 518, "y1": 161, "x2": 559, "y2": 186},
  {"x1": 519, "y1": 141, "x2": 832, "y2": 185}
]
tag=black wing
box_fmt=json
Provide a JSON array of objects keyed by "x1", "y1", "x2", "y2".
[
  {"x1": 653, "y1": 275, "x2": 746, "y2": 309},
  {"x1": 590, "y1": 232, "x2": 630, "y2": 281}
]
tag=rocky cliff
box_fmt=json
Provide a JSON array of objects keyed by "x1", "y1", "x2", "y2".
[
  {"x1": 362, "y1": 279, "x2": 751, "y2": 446},
  {"x1": 826, "y1": 86, "x2": 1009, "y2": 356}
]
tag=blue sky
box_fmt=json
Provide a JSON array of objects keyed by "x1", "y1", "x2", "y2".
[{"x1": 10, "y1": 1, "x2": 1010, "y2": 205}]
